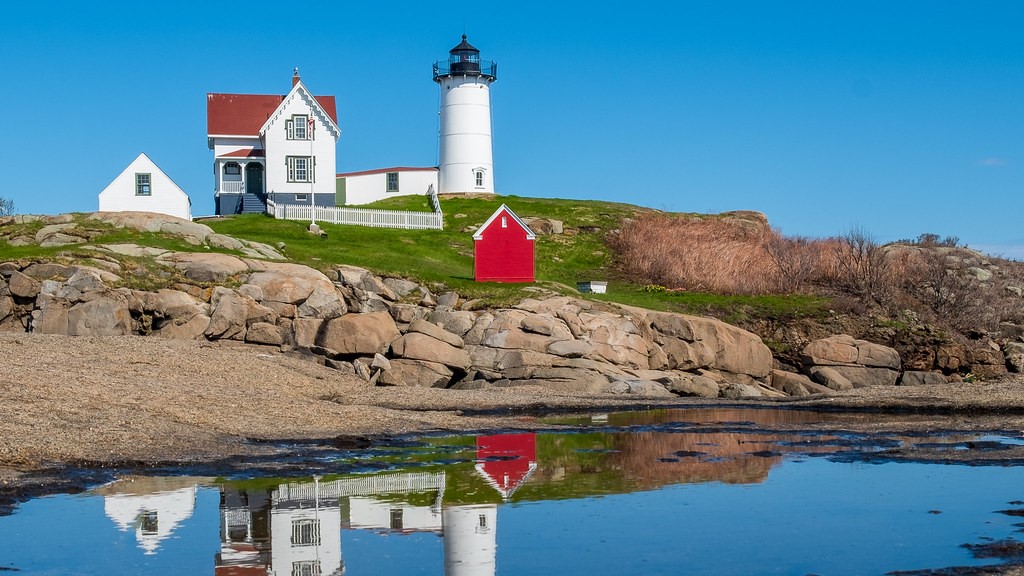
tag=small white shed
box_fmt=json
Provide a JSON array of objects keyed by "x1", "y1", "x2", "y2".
[{"x1": 98, "y1": 153, "x2": 192, "y2": 220}]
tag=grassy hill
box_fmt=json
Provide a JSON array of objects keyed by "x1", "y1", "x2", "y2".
[{"x1": 203, "y1": 194, "x2": 827, "y2": 323}]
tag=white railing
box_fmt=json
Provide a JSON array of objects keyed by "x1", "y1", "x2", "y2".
[
  {"x1": 221, "y1": 181, "x2": 244, "y2": 193},
  {"x1": 266, "y1": 188, "x2": 444, "y2": 231},
  {"x1": 272, "y1": 471, "x2": 447, "y2": 504}
]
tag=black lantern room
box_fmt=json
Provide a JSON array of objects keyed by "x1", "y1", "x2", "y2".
[{"x1": 433, "y1": 35, "x2": 497, "y2": 81}]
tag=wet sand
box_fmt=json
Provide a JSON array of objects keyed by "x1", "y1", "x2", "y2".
[{"x1": 2, "y1": 332, "x2": 1024, "y2": 483}]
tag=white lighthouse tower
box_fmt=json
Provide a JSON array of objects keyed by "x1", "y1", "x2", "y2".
[{"x1": 433, "y1": 35, "x2": 497, "y2": 194}]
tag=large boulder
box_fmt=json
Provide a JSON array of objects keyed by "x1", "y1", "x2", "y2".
[
  {"x1": 204, "y1": 287, "x2": 249, "y2": 340},
  {"x1": 161, "y1": 253, "x2": 248, "y2": 283},
  {"x1": 8, "y1": 271, "x2": 41, "y2": 299},
  {"x1": 391, "y1": 332, "x2": 471, "y2": 370},
  {"x1": 318, "y1": 311, "x2": 400, "y2": 356},
  {"x1": 377, "y1": 359, "x2": 453, "y2": 387},
  {"x1": 801, "y1": 335, "x2": 901, "y2": 387},
  {"x1": 67, "y1": 292, "x2": 132, "y2": 336},
  {"x1": 647, "y1": 311, "x2": 773, "y2": 379}
]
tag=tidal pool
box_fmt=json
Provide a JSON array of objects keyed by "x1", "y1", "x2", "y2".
[{"x1": 2, "y1": 407, "x2": 1024, "y2": 575}]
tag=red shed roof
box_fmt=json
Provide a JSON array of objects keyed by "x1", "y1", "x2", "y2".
[
  {"x1": 207, "y1": 93, "x2": 338, "y2": 136},
  {"x1": 475, "y1": 433, "x2": 537, "y2": 500}
]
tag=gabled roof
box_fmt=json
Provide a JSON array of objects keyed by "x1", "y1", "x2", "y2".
[
  {"x1": 336, "y1": 166, "x2": 438, "y2": 178},
  {"x1": 99, "y1": 152, "x2": 190, "y2": 203},
  {"x1": 207, "y1": 89, "x2": 338, "y2": 136},
  {"x1": 472, "y1": 204, "x2": 537, "y2": 241},
  {"x1": 475, "y1": 433, "x2": 538, "y2": 500}
]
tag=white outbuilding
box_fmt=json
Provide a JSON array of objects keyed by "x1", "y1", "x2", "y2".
[{"x1": 98, "y1": 152, "x2": 192, "y2": 220}]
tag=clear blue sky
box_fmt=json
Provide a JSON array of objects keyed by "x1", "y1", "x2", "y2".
[{"x1": 2, "y1": 1, "x2": 1021, "y2": 255}]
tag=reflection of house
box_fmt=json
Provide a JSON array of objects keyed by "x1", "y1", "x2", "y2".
[
  {"x1": 98, "y1": 152, "x2": 192, "y2": 220},
  {"x1": 207, "y1": 69, "x2": 340, "y2": 216},
  {"x1": 100, "y1": 478, "x2": 201, "y2": 555}
]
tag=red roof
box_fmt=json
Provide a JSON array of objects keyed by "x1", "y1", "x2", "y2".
[
  {"x1": 207, "y1": 93, "x2": 338, "y2": 136},
  {"x1": 219, "y1": 148, "x2": 266, "y2": 158},
  {"x1": 336, "y1": 166, "x2": 438, "y2": 178},
  {"x1": 476, "y1": 433, "x2": 537, "y2": 499}
]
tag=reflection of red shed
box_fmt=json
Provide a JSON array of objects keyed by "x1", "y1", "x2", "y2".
[
  {"x1": 473, "y1": 204, "x2": 536, "y2": 283},
  {"x1": 475, "y1": 433, "x2": 538, "y2": 500}
]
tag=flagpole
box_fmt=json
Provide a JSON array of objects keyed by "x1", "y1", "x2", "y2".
[{"x1": 309, "y1": 113, "x2": 316, "y2": 228}]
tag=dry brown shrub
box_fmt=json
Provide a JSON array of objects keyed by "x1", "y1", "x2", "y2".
[{"x1": 609, "y1": 215, "x2": 833, "y2": 294}]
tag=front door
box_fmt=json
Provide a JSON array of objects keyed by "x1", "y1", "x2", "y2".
[{"x1": 245, "y1": 163, "x2": 264, "y2": 195}]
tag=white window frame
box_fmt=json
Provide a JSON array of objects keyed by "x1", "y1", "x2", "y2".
[
  {"x1": 135, "y1": 173, "x2": 151, "y2": 196},
  {"x1": 288, "y1": 114, "x2": 309, "y2": 140},
  {"x1": 286, "y1": 156, "x2": 314, "y2": 183},
  {"x1": 291, "y1": 519, "x2": 321, "y2": 546},
  {"x1": 475, "y1": 170, "x2": 484, "y2": 188}
]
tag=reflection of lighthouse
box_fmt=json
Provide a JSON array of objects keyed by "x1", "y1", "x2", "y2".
[
  {"x1": 443, "y1": 504, "x2": 497, "y2": 576},
  {"x1": 443, "y1": 433, "x2": 537, "y2": 576},
  {"x1": 433, "y1": 35, "x2": 498, "y2": 194}
]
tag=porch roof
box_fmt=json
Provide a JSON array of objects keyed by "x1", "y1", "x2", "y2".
[{"x1": 219, "y1": 148, "x2": 266, "y2": 159}]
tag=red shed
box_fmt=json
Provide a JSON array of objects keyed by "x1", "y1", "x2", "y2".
[{"x1": 473, "y1": 204, "x2": 536, "y2": 282}]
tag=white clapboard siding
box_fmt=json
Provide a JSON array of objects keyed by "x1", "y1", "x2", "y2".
[{"x1": 98, "y1": 153, "x2": 192, "y2": 220}]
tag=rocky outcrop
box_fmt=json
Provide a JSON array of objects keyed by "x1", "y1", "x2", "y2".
[
  {"x1": 801, "y1": 335, "x2": 901, "y2": 388},
  {"x1": 0, "y1": 248, "x2": 805, "y2": 399}
]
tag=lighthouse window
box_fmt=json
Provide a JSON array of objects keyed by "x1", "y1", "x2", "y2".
[
  {"x1": 475, "y1": 170, "x2": 484, "y2": 187},
  {"x1": 386, "y1": 172, "x2": 399, "y2": 193}
]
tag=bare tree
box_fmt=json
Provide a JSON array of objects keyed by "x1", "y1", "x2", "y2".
[
  {"x1": 832, "y1": 226, "x2": 893, "y2": 304},
  {"x1": 0, "y1": 195, "x2": 13, "y2": 217}
]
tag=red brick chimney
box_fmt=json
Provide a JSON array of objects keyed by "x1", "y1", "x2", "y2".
[{"x1": 292, "y1": 67, "x2": 300, "y2": 87}]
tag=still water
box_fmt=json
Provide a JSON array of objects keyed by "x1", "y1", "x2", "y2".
[{"x1": 2, "y1": 408, "x2": 1024, "y2": 575}]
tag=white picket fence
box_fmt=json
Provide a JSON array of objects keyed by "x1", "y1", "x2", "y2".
[{"x1": 266, "y1": 189, "x2": 443, "y2": 231}]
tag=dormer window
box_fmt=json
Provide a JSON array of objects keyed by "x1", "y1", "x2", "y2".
[{"x1": 286, "y1": 115, "x2": 310, "y2": 140}]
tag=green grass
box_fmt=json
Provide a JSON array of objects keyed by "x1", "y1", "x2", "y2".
[
  {"x1": 0, "y1": 196, "x2": 831, "y2": 322},
  {"x1": 204, "y1": 194, "x2": 830, "y2": 320}
]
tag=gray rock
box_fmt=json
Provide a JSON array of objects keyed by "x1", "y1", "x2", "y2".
[
  {"x1": 162, "y1": 252, "x2": 249, "y2": 283},
  {"x1": 391, "y1": 332, "x2": 472, "y2": 370},
  {"x1": 719, "y1": 382, "x2": 763, "y2": 399},
  {"x1": 547, "y1": 339, "x2": 593, "y2": 358},
  {"x1": 66, "y1": 270, "x2": 105, "y2": 294},
  {"x1": 382, "y1": 277, "x2": 421, "y2": 298},
  {"x1": 389, "y1": 303, "x2": 427, "y2": 325},
  {"x1": 967, "y1": 266, "x2": 993, "y2": 282},
  {"x1": 900, "y1": 371, "x2": 948, "y2": 386},
  {"x1": 377, "y1": 358, "x2": 453, "y2": 387},
  {"x1": 808, "y1": 366, "x2": 854, "y2": 391},
  {"x1": 32, "y1": 295, "x2": 69, "y2": 334},
  {"x1": 296, "y1": 286, "x2": 347, "y2": 319},
  {"x1": 68, "y1": 293, "x2": 132, "y2": 336},
  {"x1": 520, "y1": 315, "x2": 556, "y2": 336},
  {"x1": 318, "y1": 311, "x2": 401, "y2": 356},
  {"x1": 1005, "y1": 342, "x2": 1024, "y2": 373},
  {"x1": 664, "y1": 373, "x2": 720, "y2": 398},
  {"x1": 246, "y1": 322, "x2": 284, "y2": 346},
  {"x1": 154, "y1": 314, "x2": 210, "y2": 340},
  {"x1": 204, "y1": 287, "x2": 249, "y2": 340},
  {"x1": 408, "y1": 318, "x2": 465, "y2": 348},
  {"x1": 238, "y1": 284, "x2": 264, "y2": 302},
  {"x1": 22, "y1": 263, "x2": 73, "y2": 280},
  {"x1": 207, "y1": 233, "x2": 246, "y2": 251},
  {"x1": 371, "y1": 353, "x2": 392, "y2": 371},
  {"x1": 436, "y1": 291, "x2": 459, "y2": 309},
  {"x1": 8, "y1": 271, "x2": 41, "y2": 299}
]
